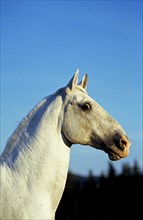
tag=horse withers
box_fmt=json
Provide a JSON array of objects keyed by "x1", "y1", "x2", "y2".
[{"x1": 0, "y1": 69, "x2": 131, "y2": 220}]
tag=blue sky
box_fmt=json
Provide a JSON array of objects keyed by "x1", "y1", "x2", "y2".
[{"x1": 1, "y1": 0, "x2": 142, "y2": 176}]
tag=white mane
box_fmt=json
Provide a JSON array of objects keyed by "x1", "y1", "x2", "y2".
[{"x1": 0, "y1": 88, "x2": 64, "y2": 166}]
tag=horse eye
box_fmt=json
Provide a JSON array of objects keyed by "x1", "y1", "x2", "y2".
[{"x1": 80, "y1": 103, "x2": 91, "y2": 111}]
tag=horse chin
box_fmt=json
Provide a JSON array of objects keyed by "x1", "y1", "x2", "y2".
[{"x1": 108, "y1": 152, "x2": 122, "y2": 161}]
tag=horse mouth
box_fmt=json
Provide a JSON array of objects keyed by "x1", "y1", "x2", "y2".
[
  {"x1": 105, "y1": 145, "x2": 129, "y2": 161},
  {"x1": 92, "y1": 141, "x2": 126, "y2": 161},
  {"x1": 107, "y1": 150, "x2": 122, "y2": 161},
  {"x1": 100, "y1": 134, "x2": 130, "y2": 161}
]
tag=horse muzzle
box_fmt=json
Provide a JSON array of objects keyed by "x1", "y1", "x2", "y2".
[{"x1": 106, "y1": 133, "x2": 131, "y2": 161}]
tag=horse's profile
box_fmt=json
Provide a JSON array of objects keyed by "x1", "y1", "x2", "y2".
[{"x1": 0, "y1": 69, "x2": 131, "y2": 220}]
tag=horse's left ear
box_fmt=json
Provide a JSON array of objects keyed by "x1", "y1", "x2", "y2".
[
  {"x1": 79, "y1": 74, "x2": 88, "y2": 90},
  {"x1": 66, "y1": 69, "x2": 79, "y2": 92}
]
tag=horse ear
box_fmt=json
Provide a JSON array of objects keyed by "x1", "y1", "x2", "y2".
[
  {"x1": 66, "y1": 69, "x2": 79, "y2": 92},
  {"x1": 79, "y1": 74, "x2": 88, "y2": 90}
]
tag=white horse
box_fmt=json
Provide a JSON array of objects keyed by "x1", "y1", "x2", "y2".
[{"x1": 0, "y1": 69, "x2": 130, "y2": 220}]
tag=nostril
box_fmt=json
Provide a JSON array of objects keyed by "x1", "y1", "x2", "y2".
[
  {"x1": 114, "y1": 133, "x2": 130, "y2": 151},
  {"x1": 120, "y1": 138, "x2": 128, "y2": 148}
]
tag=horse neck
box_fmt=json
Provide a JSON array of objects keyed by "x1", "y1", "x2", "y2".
[{"x1": 1, "y1": 94, "x2": 71, "y2": 181}]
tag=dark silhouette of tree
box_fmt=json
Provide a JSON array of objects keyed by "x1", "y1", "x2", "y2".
[
  {"x1": 107, "y1": 162, "x2": 116, "y2": 178},
  {"x1": 121, "y1": 162, "x2": 131, "y2": 176},
  {"x1": 131, "y1": 160, "x2": 141, "y2": 176},
  {"x1": 56, "y1": 162, "x2": 143, "y2": 220}
]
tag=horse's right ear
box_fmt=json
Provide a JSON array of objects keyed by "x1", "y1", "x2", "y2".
[
  {"x1": 78, "y1": 74, "x2": 88, "y2": 90},
  {"x1": 66, "y1": 69, "x2": 79, "y2": 93}
]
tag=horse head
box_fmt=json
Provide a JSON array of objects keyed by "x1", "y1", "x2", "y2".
[{"x1": 62, "y1": 69, "x2": 131, "y2": 161}]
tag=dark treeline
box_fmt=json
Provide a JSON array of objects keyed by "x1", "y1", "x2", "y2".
[{"x1": 56, "y1": 161, "x2": 143, "y2": 220}]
